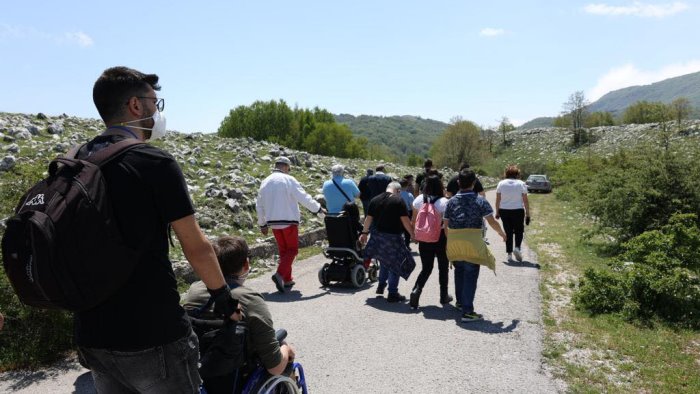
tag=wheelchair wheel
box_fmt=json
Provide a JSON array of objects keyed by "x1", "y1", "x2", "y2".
[
  {"x1": 318, "y1": 263, "x2": 330, "y2": 286},
  {"x1": 350, "y1": 264, "x2": 367, "y2": 288}
]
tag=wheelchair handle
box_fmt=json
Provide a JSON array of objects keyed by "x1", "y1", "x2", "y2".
[{"x1": 275, "y1": 329, "x2": 287, "y2": 344}]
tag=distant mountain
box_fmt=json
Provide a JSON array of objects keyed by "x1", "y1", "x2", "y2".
[
  {"x1": 518, "y1": 117, "x2": 555, "y2": 129},
  {"x1": 588, "y1": 71, "x2": 700, "y2": 115},
  {"x1": 335, "y1": 114, "x2": 448, "y2": 160}
]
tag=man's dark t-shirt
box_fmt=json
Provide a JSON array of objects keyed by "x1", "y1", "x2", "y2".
[
  {"x1": 447, "y1": 174, "x2": 484, "y2": 196},
  {"x1": 74, "y1": 135, "x2": 194, "y2": 350},
  {"x1": 358, "y1": 175, "x2": 371, "y2": 201},
  {"x1": 367, "y1": 192, "x2": 408, "y2": 234},
  {"x1": 366, "y1": 172, "x2": 392, "y2": 201}
]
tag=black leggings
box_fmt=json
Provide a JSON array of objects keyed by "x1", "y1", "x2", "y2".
[
  {"x1": 499, "y1": 208, "x2": 524, "y2": 253},
  {"x1": 415, "y1": 230, "x2": 449, "y2": 296}
]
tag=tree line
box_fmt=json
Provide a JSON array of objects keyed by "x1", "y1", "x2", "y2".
[
  {"x1": 554, "y1": 92, "x2": 695, "y2": 128},
  {"x1": 218, "y1": 100, "x2": 369, "y2": 159}
]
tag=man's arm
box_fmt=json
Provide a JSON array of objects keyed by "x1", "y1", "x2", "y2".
[
  {"x1": 291, "y1": 178, "x2": 321, "y2": 213},
  {"x1": 171, "y1": 215, "x2": 225, "y2": 289},
  {"x1": 401, "y1": 216, "x2": 414, "y2": 239},
  {"x1": 359, "y1": 215, "x2": 373, "y2": 244},
  {"x1": 522, "y1": 192, "x2": 530, "y2": 218},
  {"x1": 255, "y1": 190, "x2": 268, "y2": 235},
  {"x1": 171, "y1": 215, "x2": 240, "y2": 320}
]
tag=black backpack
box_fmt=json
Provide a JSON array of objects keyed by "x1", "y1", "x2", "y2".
[{"x1": 1, "y1": 139, "x2": 145, "y2": 311}]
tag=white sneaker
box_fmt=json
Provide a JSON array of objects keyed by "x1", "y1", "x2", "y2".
[
  {"x1": 507, "y1": 253, "x2": 513, "y2": 261},
  {"x1": 514, "y1": 247, "x2": 523, "y2": 262}
]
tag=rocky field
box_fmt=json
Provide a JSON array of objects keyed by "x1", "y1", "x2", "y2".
[
  {"x1": 502, "y1": 120, "x2": 700, "y2": 164},
  {"x1": 0, "y1": 112, "x2": 441, "y2": 276}
]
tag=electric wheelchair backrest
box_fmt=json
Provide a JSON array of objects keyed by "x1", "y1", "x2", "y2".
[{"x1": 324, "y1": 215, "x2": 359, "y2": 250}]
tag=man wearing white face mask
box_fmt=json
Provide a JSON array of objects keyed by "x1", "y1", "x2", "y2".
[{"x1": 75, "y1": 66, "x2": 238, "y2": 393}]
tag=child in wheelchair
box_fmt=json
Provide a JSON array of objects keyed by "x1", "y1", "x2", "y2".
[{"x1": 182, "y1": 236, "x2": 304, "y2": 393}]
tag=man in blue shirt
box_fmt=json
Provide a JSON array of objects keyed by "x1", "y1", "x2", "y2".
[{"x1": 322, "y1": 164, "x2": 361, "y2": 215}]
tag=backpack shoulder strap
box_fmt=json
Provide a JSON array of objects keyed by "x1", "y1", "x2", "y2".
[
  {"x1": 332, "y1": 179, "x2": 352, "y2": 202},
  {"x1": 85, "y1": 139, "x2": 146, "y2": 167}
]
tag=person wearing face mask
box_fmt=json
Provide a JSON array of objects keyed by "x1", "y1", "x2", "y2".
[
  {"x1": 75, "y1": 67, "x2": 238, "y2": 393},
  {"x1": 182, "y1": 236, "x2": 295, "y2": 393}
]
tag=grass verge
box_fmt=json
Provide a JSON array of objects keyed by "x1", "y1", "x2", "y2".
[{"x1": 527, "y1": 192, "x2": 700, "y2": 393}]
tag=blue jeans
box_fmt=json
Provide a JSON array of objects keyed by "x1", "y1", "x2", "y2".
[
  {"x1": 454, "y1": 261, "x2": 481, "y2": 314},
  {"x1": 378, "y1": 263, "x2": 400, "y2": 294},
  {"x1": 78, "y1": 330, "x2": 201, "y2": 393}
]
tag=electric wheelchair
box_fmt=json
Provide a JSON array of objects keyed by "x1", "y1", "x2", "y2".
[{"x1": 318, "y1": 215, "x2": 379, "y2": 288}]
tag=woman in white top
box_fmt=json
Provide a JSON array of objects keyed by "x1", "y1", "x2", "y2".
[
  {"x1": 495, "y1": 165, "x2": 530, "y2": 262},
  {"x1": 409, "y1": 175, "x2": 452, "y2": 309}
]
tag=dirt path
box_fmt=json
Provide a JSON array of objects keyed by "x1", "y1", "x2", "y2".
[{"x1": 0, "y1": 190, "x2": 562, "y2": 393}]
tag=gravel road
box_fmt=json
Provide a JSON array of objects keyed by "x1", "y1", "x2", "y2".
[{"x1": 0, "y1": 190, "x2": 561, "y2": 393}]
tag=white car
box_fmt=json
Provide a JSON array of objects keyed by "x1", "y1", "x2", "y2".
[{"x1": 525, "y1": 174, "x2": 552, "y2": 193}]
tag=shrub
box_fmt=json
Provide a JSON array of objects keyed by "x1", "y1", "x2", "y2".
[
  {"x1": 574, "y1": 214, "x2": 700, "y2": 328},
  {"x1": 0, "y1": 161, "x2": 74, "y2": 370}
]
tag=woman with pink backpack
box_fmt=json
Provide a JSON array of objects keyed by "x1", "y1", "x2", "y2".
[{"x1": 409, "y1": 175, "x2": 452, "y2": 309}]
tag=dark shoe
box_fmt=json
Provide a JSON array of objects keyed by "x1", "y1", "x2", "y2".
[
  {"x1": 440, "y1": 294, "x2": 454, "y2": 304},
  {"x1": 284, "y1": 280, "x2": 295, "y2": 288},
  {"x1": 454, "y1": 301, "x2": 462, "y2": 310},
  {"x1": 461, "y1": 312, "x2": 484, "y2": 322},
  {"x1": 409, "y1": 286, "x2": 422, "y2": 309},
  {"x1": 271, "y1": 273, "x2": 286, "y2": 293},
  {"x1": 376, "y1": 283, "x2": 387, "y2": 295},
  {"x1": 387, "y1": 293, "x2": 406, "y2": 303}
]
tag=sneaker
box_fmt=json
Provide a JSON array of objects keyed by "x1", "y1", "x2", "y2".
[
  {"x1": 387, "y1": 293, "x2": 407, "y2": 303},
  {"x1": 461, "y1": 312, "x2": 484, "y2": 322},
  {"x1": 271, "y1": 273, "x2": 286, "y2": 293},
  {"x1": 454, "y1": 302, "x2": 462, "y2": 310},
  {"x1": 284, "y1": 280, "x2": 295, "y2": 288},
  {"x1": 376, "y1": 283, "x2": 386, "y2": 295},
  {"x1": 507, "y1": 253, "x2": 513, "y2": 261},
  {"x1": 514, "y1": 247, "x2": 523, "y2": 262},
  {"x1": 440, "y1": 294, "x2": 454, "y2": 304}
]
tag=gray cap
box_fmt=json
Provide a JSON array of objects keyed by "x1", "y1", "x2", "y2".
[{"x1": 275, "y1": 156, "x2": 292, "y2": 166}]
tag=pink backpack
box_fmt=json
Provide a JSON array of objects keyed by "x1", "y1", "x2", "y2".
[{"x1": 414, "y1": 198, "x2": 442, "y2": 243}]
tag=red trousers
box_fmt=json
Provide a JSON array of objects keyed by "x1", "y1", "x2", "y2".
[{"x1": 272, "y1": 225, "x2": 299, "y2": 282}]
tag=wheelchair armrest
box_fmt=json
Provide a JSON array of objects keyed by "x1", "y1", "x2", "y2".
[{"x1": 275, "y1": 329, "x2": 287, "y2": 344}]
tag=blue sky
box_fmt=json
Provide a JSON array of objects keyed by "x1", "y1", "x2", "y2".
[{"x1": 1, "y1": 1, "x2": 699, "y2": 131}]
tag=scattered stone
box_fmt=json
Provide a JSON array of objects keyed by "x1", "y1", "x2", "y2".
[
  {"x1": 47, "y1": 123, "x2": 64, "y2": 135},
  {"x1": 0, "y1": 156, "x2": 17, "y2": 171},
  {"x1": 4, "y1": 144, "x2": 20, "y2": 153}
]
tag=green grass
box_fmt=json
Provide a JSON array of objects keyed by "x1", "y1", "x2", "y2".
[{"x1": 527, "y1": 193, "x2": 700, "y2": 393}]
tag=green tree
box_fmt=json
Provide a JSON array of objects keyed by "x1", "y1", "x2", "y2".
[
  {"x1": 670, "y1": 97, "x2": 691, "y2": 127},
  {"x1": 553, "y1": 115, "x2": 572, "y2": 128},
  {"x1": 498, "y1": 116, "x2": 515, "y2": 145},
  {"x1": 562, "y1": 91, "x2": 590, "y2": 146},
  {"x1": 622, "y1": 101, "x2": 670, "y2": 124},
  {"x1": 585, "y1": 111, "x2": 615, "y2": 127},
  {"x1": 430, "y1": 120, "x2": 488, "y2": 169}
]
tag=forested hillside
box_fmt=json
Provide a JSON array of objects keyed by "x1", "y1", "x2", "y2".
[
  {"x1": 588, "y1": 71, "x2": 700, "y2": 115},
  {"x1": 335, "y1": 114, "x2": 448, "y2": 163}
]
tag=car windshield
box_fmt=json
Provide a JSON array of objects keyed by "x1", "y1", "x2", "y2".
[{"x1": 528, "y1": 176, "x2": 546, "y2": 182}]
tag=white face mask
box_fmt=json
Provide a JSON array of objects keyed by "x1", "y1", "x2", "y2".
[{"x1": 123, "y1": 110, "x2": 167, "y2": 141}]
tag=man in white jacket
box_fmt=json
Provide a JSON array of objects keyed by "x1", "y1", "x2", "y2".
[{"x1": 256, "y1": 156, "x2": 325, "y2": 292}]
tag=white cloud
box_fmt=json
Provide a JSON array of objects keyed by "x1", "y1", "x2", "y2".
[
  {"x1": 584, "y1": 2, "x2": 689, "y2": 18},
  {"x1": 63, "y1": 31, "x2": 94, "y2": 47},
  {"x1": 0, "y1": 24, "x2": 93, "y2": 47},
  {"x1": 588, "y1": 60, "x2": 700, "y2": 100},
  {"x1": 479, "y1": 28, "x2": 505, "y2": 37}
]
